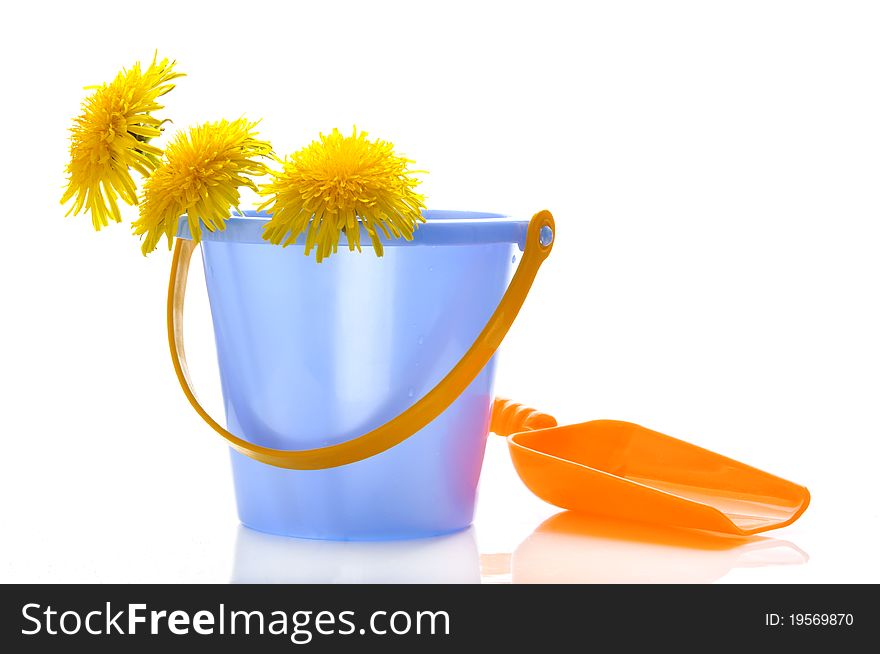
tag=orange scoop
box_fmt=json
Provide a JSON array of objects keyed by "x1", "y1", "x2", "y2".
[{"x1": 491, "y1": 399, "x2": 810, "y2": 536}]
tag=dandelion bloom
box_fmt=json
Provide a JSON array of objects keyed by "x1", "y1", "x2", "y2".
[
  {"x1": 133, "y1": 118, "x2": 272, "y2": 254},
  {"x1": 61, "y1": 55, "x2": 182, "y2": 230},
  {"x1": 258, "y1": 127, "x2": 426, "y2": 262}
]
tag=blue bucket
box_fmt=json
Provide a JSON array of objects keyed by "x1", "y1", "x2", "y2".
[{"x1": 172, "y1": 210, "x2": 546, "y2": 540}]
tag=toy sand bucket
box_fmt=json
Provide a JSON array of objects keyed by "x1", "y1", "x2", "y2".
[{"x1": 168, "y1": 209, "x2": 555, "y2": 540}]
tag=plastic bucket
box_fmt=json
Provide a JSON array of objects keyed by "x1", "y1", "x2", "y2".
[{"x1": 171, "y1": 209, "x2": 552, "y2": 540}]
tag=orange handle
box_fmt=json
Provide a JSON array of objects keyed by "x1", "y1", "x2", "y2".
[
  {"x1": 168, "y1": 210, "x2": 555, "y2": 470},
  {"x1": 491, "y1": 398, "x2": 558, "y2": 436}
]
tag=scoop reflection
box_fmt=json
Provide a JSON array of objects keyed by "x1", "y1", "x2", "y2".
[
  {"x1": 232, "y1": 525, "x2": 480, "y2": 583},
  {"x1": 487, "y1": 512, "x2": 808, "y2": 584}
]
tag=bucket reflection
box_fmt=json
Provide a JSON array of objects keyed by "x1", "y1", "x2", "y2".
[
  {"x1": 232, "y1": 525, "x2": 480, "y2": 583},
  {"x1": 486, "y1": 512, "x2": 808, "y2": 584}
]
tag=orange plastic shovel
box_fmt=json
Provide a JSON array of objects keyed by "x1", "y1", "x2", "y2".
[{"x1": 490, "y1": 399, "x2": 810, "y2": 536}]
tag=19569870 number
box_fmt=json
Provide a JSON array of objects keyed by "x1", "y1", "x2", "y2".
[
  {"x1": 765, "y1": 613, "x2": 854, "y2": 627},
  {"x1": 789, "y1": 614, "x2": 854, "y2": 626}
]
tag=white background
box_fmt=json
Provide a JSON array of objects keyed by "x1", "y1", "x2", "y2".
[{"x1": 1, "y1": 0, "x2": 878, "y2": 583}]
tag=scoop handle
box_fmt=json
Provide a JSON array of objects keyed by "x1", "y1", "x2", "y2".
[
  {"x1": 491, "y1": 398, "x2": 558, "y2": 435},
  {"x1": 168, "y1": 210, "x2": 555, "y2": 470}
]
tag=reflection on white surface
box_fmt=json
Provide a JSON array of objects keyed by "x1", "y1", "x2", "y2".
[
  {"x1": 484, "y1": 512, "x2": 809, "y2": 584},
  {"x1": 232, "y1": 526, "x2": 480, "y2": 584}
]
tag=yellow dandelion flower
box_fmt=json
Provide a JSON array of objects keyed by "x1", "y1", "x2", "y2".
[
  {"x1": 258, "y1": 127, "x2": 426, "y2": 262},
  {"x1": 61, "y1": 54, "x2": 183, "y2": 230},
  {"x1": 133, "y1": 118, "x2": 272, "y2": 255}
]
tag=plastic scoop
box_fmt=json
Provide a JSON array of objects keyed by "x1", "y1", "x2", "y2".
[{"x1": 490, "y1": 399, "x2": 810, "y2": 535}]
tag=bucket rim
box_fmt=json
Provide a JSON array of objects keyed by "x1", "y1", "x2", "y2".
[{"x1": 175, "y1": 209, "x2": 531, "y2": 249}]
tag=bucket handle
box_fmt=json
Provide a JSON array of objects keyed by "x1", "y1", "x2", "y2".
[{"x1": 167, "y1": 210, "x2": 555, "y2": 470}]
